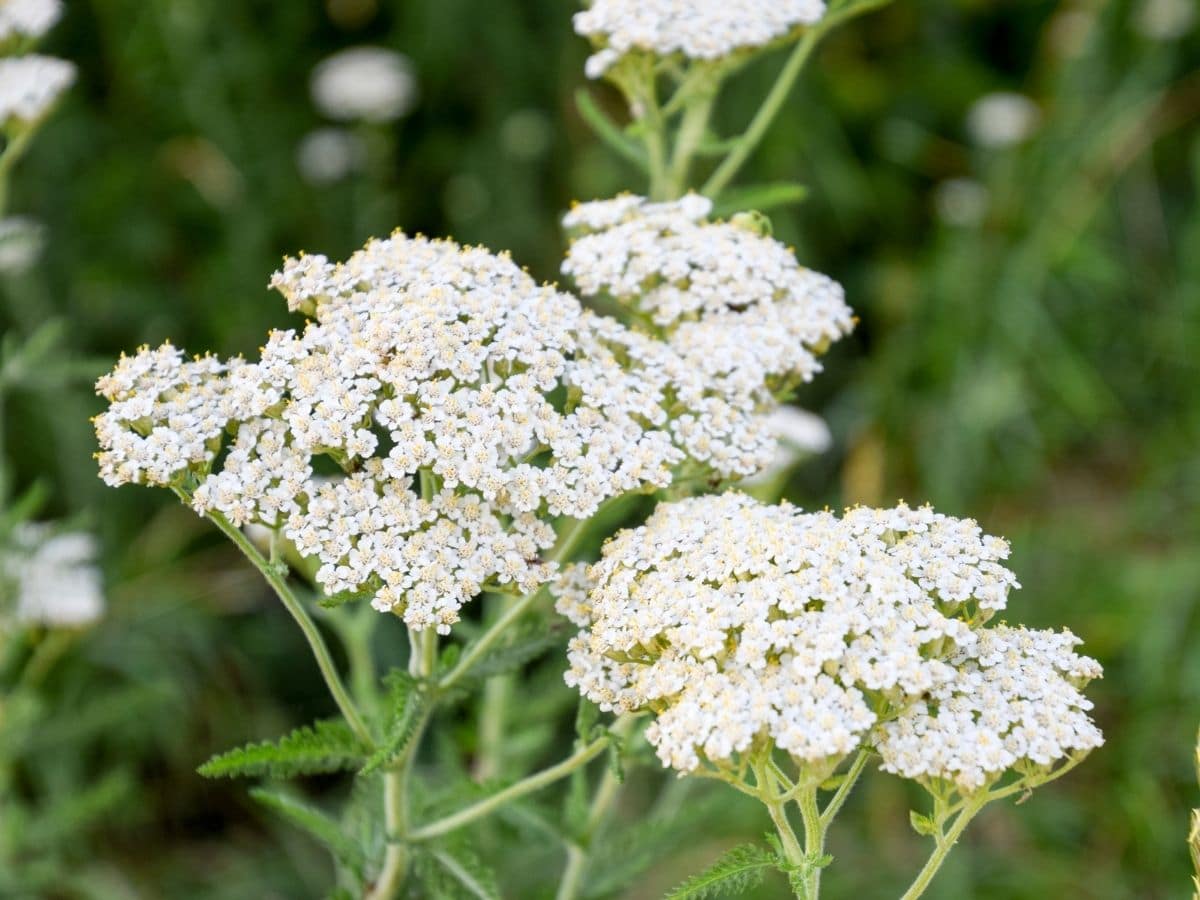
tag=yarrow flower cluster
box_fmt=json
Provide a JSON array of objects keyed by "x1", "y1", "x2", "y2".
[
  {"x1": 97, "y1": 227, "x2": 848, "y2": 631},
  {"x1": 877, "y1": 625, "x2": 1103, "y2": 791},
  {"x1": 574, "y1": 0, "x2": 826, "y2": 77},
  {"x1": 563, "y1": 194, "x2": 853, "y2": 476},
  {"x1": 0, "y1": 0, "x2": 62, "y2": 44},
  {"x1": 564, "y1": 493, "x2": 1032, "y2": 773},
  {"x1": 0, "y1": 54, "x2": 74, "y2": 124}
]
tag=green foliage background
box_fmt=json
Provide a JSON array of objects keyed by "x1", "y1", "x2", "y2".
[{"x1": 2, "y1": 0, "x2": 1198, "y2": 897}]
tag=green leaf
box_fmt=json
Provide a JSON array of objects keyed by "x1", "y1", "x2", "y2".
[
  {"x1": 575, "y1": 697, "x2": 599, "y2": 742},
  {"x1": 909, "y1": 810, "x2": 938, "y2": 837},
  {"x1": 574, "y1": 89, "x2": 649, "y2": 173},
  {"x1": 250, "y1": 787, "x2": 366, "y2": 877},
  {"x1": 466, "y1": 622, "x2": 563, "y2": 681},
  {"x1": 711, "y1": 182, "x2": 809, "y2": 218},
  {"x1": 427, "y1": 843, "x2": 502, "y2": 900},
  {"x1": 198, "y1": 719, "x2": 365, "y2": 780},
  {"x1": 360, "y1": 671, "x2": 425, "y2": 775},
  {"x1": 663, "y1": 843, "x2": 777, "y2": 899}
]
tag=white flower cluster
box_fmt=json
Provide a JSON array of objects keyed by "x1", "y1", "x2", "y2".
[
  {"x1": 101, "y1": 230, "x2": 831, "y2": 631},
  {"x1": 564, "y1": 493, "x2": 1024, "y2": 772},
  {"x1": 311, "y1": 46, "x2": 417, "y2": 123},
  {"x1": 3, "y1": 525, "x2": 104, "y2": 629},
  {"x1": 94, "y1": 344, "x2": 276, "y2": 488},
  {"x1": 563, "y1": 194, "x2": 853, "y2": 476},
  {"x1": 574, "y1": 0, "x2": 826, "y2": 78},
  {"x1": 0, "y1": 0, "x2": 62, "y2": 43},
  {"x1": 877, "y1": 626, "x2": 1103, "y2": 791},
  {"x1": 0, "y1": 54, "x2": 74, "y2": 124}
]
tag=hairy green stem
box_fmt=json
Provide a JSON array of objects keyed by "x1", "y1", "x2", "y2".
[
  {"x1": 819, "y1": 750, "x2": 869, "y2": 826},
  {"x1": 193, "y1": 501, "x2": 371, "y2": 745},
  {"x1": 665, "y1": 87, "x2": 717, "y2": 198},
  {"x1": 369, "y1": 629, "x2": 437, "y2": 899},
  {"x1": 702, "y1": 0, "x2": 889, "y2": 198},
  {"x1": 898, "y1": 798, "x2": 985, "y2": 900},
  {"x1": 796, "y1": 785, "x2": 824, "y2": 898},
  {"x1": 702, "y1": 29, "x2": 822, "y2": 198},
  {"x1": 556, "y1": 717, "x2": 635, "y2": 900},
  {"x1": 408, "y1": 730, "x2": 616, "y2": 842}
]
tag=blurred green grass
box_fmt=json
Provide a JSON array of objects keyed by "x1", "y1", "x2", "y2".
[{"x1": 2, "y1": 0, "x2": 1198, "y2": 896}]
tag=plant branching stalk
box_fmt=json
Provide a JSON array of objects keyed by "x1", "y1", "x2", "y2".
[
  {"x1": 819, "y1": 750, "x2": 869, "y2": 826},
  {"x1": 408, "y1": 729, "x2": 618, "y2": 842},
  {"x1": 556, "y1": 717, "x2": 635, "y2": 900},
  {"x1": 898, "y1": 797, "x2": 985, "y2": 900},
  {"x1": 702, "y1": 29, "x2": 822, "y2": 198},
  {"x1": 191, "y1": 499, "x2": 372, "y2": 745},
  {"x1": 702, "y1": 0, "x2": 889, "y2": 198}
]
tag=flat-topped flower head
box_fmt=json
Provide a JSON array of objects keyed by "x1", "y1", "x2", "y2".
[
  {"x1": 0, "y1": 0, "x2": 63, "y2": 44},
  {"x1": 563, "y1": 194, "x2": 853, "y2": 477},
  {"x1": 0, "y1": 55, "x2": 74, "y2": 124},
  {"x1": 574, "y1": 0, "x2": 826, "y2": 78},
  {"x1": 98, "y1": 231, "x2": 779, "y2": 633},
  {"x1": 876, "y1": 625, "x2": 1103, "y2": 792},
  {"x1": 563, "y1": 494, "x2": 1018, "y2": 772}
]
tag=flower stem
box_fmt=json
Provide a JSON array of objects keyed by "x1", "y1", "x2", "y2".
[
  {"x1": 408, "y1": 729, "x2": 617, "y2": 842},
  {"x1": 556, "y1": 717, "x2": 634, "y2": 900},
  {"x1": 820, "y1": 750, "x2": 869, "y2": 826},
  {"x1": 665, "y1": 86, "x2": 717, "y2": 198},
  {"x1": 898, "y1": 798, "x2": 985, "y2": 900},
  {"x1": 369, "y1": 628, "x2": 437, "y2": 900},
  {"x1": 702, "y1": 29, "x2": 821, "y2": 198},
  {"x1": 195, "y1": 503, "x2": 372, "y2": 745},
  {"x1": 702, "y1": 0, "x2": 890, "y2": 198}
]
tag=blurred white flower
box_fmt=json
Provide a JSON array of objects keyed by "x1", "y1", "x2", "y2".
[
  {"x1": 966, "y1": 92, "x2": 1040, "y2": 149},
  {"x1": 742, "y1": 405, "x2": 831, "y2": 485},
  {"x1": 1134, "y1": 0, "x2": 1195, "y2": 40},
  {"x1": 296, "y1": 127, "x2": 367, "y2": 184},
  {"x1": 0, "y1": 0, "x2": 62, "y2": 43},
  {"x1": 934, "y1": 177, "x2": 990, "y2": 228},
  {"x1": 8, "y1": 525, "x2": 104, "y2": 628},
  {"x1": 0, "y1": 215, "x2": 45, "y2": 271},
  {"x1": 0, "y1": 54, "x2": 75, "y2": 124},
  {"x1": 310, "y1": 46, "x2": 417, "y2": 123}
]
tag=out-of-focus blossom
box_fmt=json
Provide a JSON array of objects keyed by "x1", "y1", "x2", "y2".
[
  {"x1": 0, "y1": 215, "x2": 45, "y2": 271},
  {"x1": 310, "y1": 46, "x2": 417, "y2": 123},
  {"x1": 0, "y1": 0, "x2": 62, "y2": 43},
  {"x1": 934, "y1": 178, "x2": 990, "y2": 228},
  {"x1": 1134, "y1": 0, "x2": 1195, "y2": 40},
  {"x1": 966, "y1": 92, "x2": 1041, "y2": 149},
  {"x1": 296, "y1": 127, "x2": 367, "y2": 184},
  {"x1": 0, "y1": 54, "x2": 74, "y2": 124},
  {"x1": 6, "y1": 526, "x2": 104, "y2": 628}
]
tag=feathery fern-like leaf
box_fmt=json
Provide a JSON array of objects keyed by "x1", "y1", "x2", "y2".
[
  {"x1": 663, "y1": 843, "x2": 777, "y2": 900},
  {"x1": 361, "y1": 670, "x2": 425, "y2": 775},
  {"x1": 250, "y1": 787, "x2": 366, "y2": 877},
  {"x1": 427, "y1": 842, "x2": 502, "y2": 900},
  {"x1": 198, "y1": 719, "x2": 365, "y2": 780}
]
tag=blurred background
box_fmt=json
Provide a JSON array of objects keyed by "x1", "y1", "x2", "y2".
[{"x1": 1, "y1": 0, "x2": 1198, "y2": 897}]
